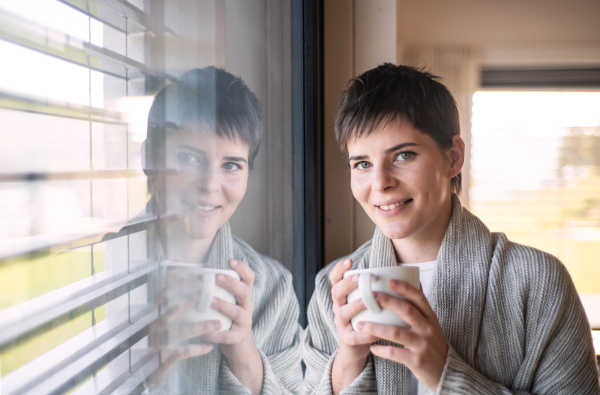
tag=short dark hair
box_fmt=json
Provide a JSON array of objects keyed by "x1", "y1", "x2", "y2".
[
  {"x1": 146, "y1": 66, "x2": 262, "y2": 170},
  {"x1": 334, "y1": 63, "x2": 461, "y2": 194}
]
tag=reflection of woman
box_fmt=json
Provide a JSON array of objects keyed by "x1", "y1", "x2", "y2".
[
  {"x1": 304, "y1": 64, "x2": 599, "y2": 394},
  {"x1": 142, "y1": 67, "x2": 302, "y2": 394}
]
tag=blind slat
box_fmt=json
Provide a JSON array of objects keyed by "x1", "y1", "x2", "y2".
[
  {"x1": 0, "y1": 214, "x2": 161, "y2": 261},
  {"x1": 0, "y1": 8, "x2": 151, "y2": 79},
  {"x1": 0, "y1": 265, "x2": 156, "y2": 351},
  {"x1": 74, "y1": 348, "x2": 158, "y2": 395},
  {"x1": 3, "y1": 305, "x2": 156, "y2": 395},
  {"x1": 8, "y1": 309, "x2": 157, "y2": 395},
  {"x1": 58, "y1": 0, "x2": 176, "y2": 37},
  {"x1": 0, "y1": 89, "x2": 125, "y2": 124},
  {"x1": 0, "y1": 169, "x2": 146, "y2": 183}
]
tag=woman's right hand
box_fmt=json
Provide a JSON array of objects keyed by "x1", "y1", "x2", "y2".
[
  {"x1": 329, "y1": 259, "x2": 379, "y2": 394},
  {"x1": 147, "y1": 281, "x2": 221, "y2": 388}
]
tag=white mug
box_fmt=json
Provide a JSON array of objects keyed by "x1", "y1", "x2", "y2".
[
  {"x1": 162, "y1": 261, "x2": 241, "y2": 332},
  {"x1": 343, "y1": 266, "x2": 420, "y2": 331}
]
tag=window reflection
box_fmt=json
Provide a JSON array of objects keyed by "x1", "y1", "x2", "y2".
[{"x1": 0, "y1": 1, "x2": 298, "y2": 393}]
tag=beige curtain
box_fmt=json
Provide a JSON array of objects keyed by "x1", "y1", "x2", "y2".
[{"x1": 400, "y1": 47, "x2": 480, "y2": 207}]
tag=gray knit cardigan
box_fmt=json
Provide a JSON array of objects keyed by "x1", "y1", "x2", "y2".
[
  {"x1": 146, "y1": 222, "x2": 303, "y2": 394},
  {"x1": 303, "y1": 195, "x2": 599, "y2": 394}
]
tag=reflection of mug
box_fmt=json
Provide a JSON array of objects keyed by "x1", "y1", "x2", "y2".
[
  {"x1": 344, "y1": 266, "x2": 420, "y2": 332},
  {"x1": 162, "y1": 261, "x2": 241, "y2": 332}
]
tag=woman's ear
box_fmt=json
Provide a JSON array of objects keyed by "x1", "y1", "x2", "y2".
[{"x1": 448, "y1": 135, "x2": 465, "y2": 178}]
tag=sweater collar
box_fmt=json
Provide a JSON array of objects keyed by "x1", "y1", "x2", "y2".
[
  {"x1": 432, "y1": 194, "x2": 493, "y2": 364},
  {"x1": 368, "y1": 194, "x2": 493, "y2": 364},
  {"x1": 205, "y1": 221, "x2": 235, "y2": 270},
  {"x1": 155, "y1": 221, "x2": 234, "y2": 270}
]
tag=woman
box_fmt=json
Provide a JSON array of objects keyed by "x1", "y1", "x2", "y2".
[
  {"x1": 303, "y1": 64, "x2": 599, "y2": 394},
  {"x1": 141, "y1": 67, "x2": 302, "y2": 394}
]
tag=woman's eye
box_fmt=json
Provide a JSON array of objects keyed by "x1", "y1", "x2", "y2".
[
  {"x1": 222, "y1": 162, "x2": 241, "y2": 171},
  {"x1": 177, "y1": 153, "x2": 198, "y2": 164},
  {"x1": 355, "y1": 161, "x2": 371, "y2": 170},
  {"x1": 396, "y1": 151, "x2": 415, "y2": 161}
]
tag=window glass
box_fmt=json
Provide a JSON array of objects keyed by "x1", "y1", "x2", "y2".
[
  {"x1": 470, "y1": 91, "x2": 600, "y2": 335},
  {"x1": 0, "y1": 0, "x2": 300, "y2": 393}
]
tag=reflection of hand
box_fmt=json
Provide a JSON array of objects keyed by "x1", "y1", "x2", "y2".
[
  {"x1": 201, "y1": 259, "x2": 263, "y2": 395},
  {"x1": 358, "y1": 280, "x2": 448, "y2": 392},
  {"x1": 147, "y1": 281, "x2": 221, "y2": 388},
  {"x1": 329, "y1": 259, "x2": 379, "y2": 394}
]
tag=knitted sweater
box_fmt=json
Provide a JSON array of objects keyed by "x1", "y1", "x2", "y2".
[
  {"x1": 146, "y1": 222, "x2": 303, "y2": 394},
  {"x1": 303, "y1": 195, "x2": 599, "y2": 394}
]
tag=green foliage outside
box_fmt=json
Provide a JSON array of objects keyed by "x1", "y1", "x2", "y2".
[
  {"x1": 471, "y1": 173, "x2": 600, "y2": 294},
  {"x1": 0, "y1": 249, "x2": 106, "y2": 377}
]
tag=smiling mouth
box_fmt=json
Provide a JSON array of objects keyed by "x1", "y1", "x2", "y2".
[
  {"x1": 195, "y1": 204, "x2": 218, "y2": 211},
  {"x1": 183, "y1": 200, "x2": 221, "y2": 212},
  {"x1": 377, "y1": 199, "x2": 412, "y2": 211}
]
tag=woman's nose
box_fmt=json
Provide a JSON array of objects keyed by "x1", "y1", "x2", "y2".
[
  {"x1": 196, "y1": 166, "x2": 220, "y2": 192},
  {"x1": 372, "y1": 164, "x2": 397, "y2": 191}
]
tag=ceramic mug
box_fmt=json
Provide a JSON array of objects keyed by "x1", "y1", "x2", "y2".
[
  {"x1": 343, "y1": 266, "x2": 420, "y2": 331},
  {"x1": 162, "y1": 261, "x2": 241, "y2": 332}
]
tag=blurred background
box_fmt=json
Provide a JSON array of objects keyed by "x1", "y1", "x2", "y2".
[{"x1": 0, "y1": 0, "x2": 598, "y2": 393}]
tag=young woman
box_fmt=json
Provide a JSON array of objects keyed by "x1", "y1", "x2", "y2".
[
  {"x1": 141, "y1": 67, "x2": 302, "y2": 394},
  {"x1": 303, "y1": 64, "x2": 599, "y2": 394}
]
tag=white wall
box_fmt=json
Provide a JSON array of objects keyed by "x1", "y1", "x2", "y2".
[
  {"x1": 324, "y1": 0, "x2": 396, "y2": 264},
  {"x1": 396, "y1": 0, "x2": 600, "y2": 67}
]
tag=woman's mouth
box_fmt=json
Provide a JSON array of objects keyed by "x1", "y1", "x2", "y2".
[
  {"x1": 195, "y1": 204, "x2": 218, "y2": 211},
  {"x1": 375, "y1": 199, "x2": 412, "y2": 215},
  {"x1": 183, "y1": 200, "x2": 221, "y2": 217},
  {"x1": 377, "y1": 199, "x2": 412, "y2": 210}
]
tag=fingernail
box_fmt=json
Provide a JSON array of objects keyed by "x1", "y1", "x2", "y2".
[
  {"x1": 356, "y1": 321, "x2": 364, "y2": 330},
  {"x1": 230, "y1": 259, "x2": 239, "y2": 266},
  {"x1": 212, "y1": 320, "x2": 221, "y2": 329},
  {"x1": 216, "y1": 274, "x2": 226, "y2": 283},
  {"x1": 343, "y1": 259, "x2": 350, "y2": 267},
  {"x1": 211, "y1": 296, "x2": 217, "y2": 307},
  {"x1": 389, "y1": 279, "x2": 399, "y2": 287},
  {"x1": 352, "y1": 274, "x2": 359, "y2": 283}
]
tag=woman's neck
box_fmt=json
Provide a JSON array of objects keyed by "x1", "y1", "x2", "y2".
[
  {"x1": 391, "y1": 198, "x2": 453, "y2": 264},
  {"x1": 159, "y1": 221, "x2": 215, "y2": 264}
]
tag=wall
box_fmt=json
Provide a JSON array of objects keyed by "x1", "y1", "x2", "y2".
[
  {"x1": 396, "y1": 0, "x2": 600, "y2": 67},
  {"x1": 324, "y1": 0, "x2": 396, "y2": 265}
]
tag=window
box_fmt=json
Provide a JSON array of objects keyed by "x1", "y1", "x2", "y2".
[
  {"x1": 0, "y1": 0, "x2": 315, "y2": 393},
  {"x1": 470, "y1": 90, "x2": 600, "y2": 355}
]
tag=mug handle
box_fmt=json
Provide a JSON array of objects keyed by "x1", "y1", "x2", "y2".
[
  {"x1": 358, "y1": 273, "x2": 381, "y2": 313},
  {"x1": 196, "y1": 272, "x2": 215, "y2": 313}
]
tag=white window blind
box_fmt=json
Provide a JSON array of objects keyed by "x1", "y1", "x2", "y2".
[{"x1": 0, "y1": 1, "x2": 162, "y2": 393}]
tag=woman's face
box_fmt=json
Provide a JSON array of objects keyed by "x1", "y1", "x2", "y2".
[
  {"x1": 159, "y1": 127, "x2": 250, "y2": 239},
  {"x1": 347, "y1": 119, "x2": 463, "y2": 244}
]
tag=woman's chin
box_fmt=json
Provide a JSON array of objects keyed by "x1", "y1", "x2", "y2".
[{"x1": 181, "y1": 216, "x2": 220, "y2": 240}]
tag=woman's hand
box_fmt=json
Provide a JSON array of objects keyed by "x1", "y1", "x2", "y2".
[
  {"x1": 357, "y1": 280, "x2": 448, "y2": 391},
  {"x1": 201, "y1": 259, "x2": 256, "y2": 358},
  {"x1": 148, "y1": 281, "x2": 221, "y2": 388},
  {"x1": 329, "y1": 259, "x2": 380, "y2": 394},
  {"x1": 201, "y1": 259, "x2": 263, "y2": 395}
]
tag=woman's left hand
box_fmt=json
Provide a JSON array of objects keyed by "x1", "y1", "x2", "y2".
[
  {"x1": 201, "y1": 258, "x2": 256, "y2": 359},
  {"x1": 356, "y1": 279, "x2": 448, "y2": 392},
  {"x1": 201, "y1": 259, "x2": 263, "y2": 394}
]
